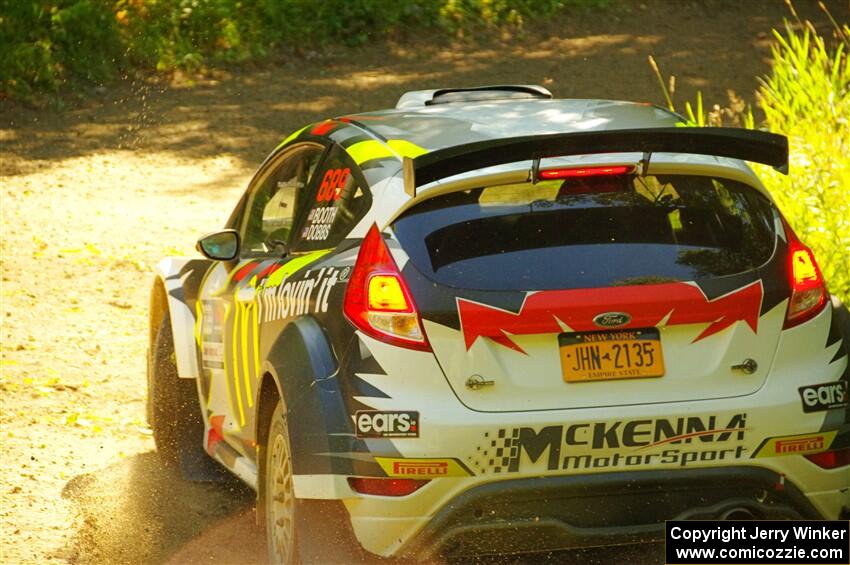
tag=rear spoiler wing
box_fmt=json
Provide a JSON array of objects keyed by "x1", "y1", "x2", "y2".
[{"x1": 403, "y1": 127, "x2": 788, "y2": 196}]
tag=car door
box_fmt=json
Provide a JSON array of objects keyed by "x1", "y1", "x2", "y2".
[{"x1": 196, "y1": 142, "x2": 325, "y2": 458}]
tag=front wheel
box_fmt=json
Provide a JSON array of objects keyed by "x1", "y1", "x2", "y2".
[
  {"x1": 149, "y1": 314, "x2": 206, "y2": 470},
  {"x1": 263, "y1": 398, "x2": 366, "y2": 564}
]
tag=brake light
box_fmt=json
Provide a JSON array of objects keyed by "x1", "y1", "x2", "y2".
[
  {"x1": 538, "y1": 165, "x2": 634, "y2": 179},
  {"x1": 783, "y1": 219, "x2": 827, "y2": 328},
  {"x1": 348, "y1": 477, "x2": 429, "y2": 496},
  {"x1": 805, "y1": 448, "x2": 850, "y2": 469},
  {"x1": 368, "y1": 275, "x2": 410, "y2": 312},
  {"x1": 343, "y1": 224, "x2": 430, "y2": 351}
]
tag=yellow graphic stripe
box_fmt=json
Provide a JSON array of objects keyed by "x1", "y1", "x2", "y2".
[
  {"x1": 221, "y1": 303, "x2": 239, "y2": 429},
  {"x1": 345, "y1": 139, "x2": 396, "y2": 165},
  {"x1": 265, "y1": 249, "x2": 333, "y2": 288},
  {"x1": 252, "y1": 303, "x2": 261, "y2": 377},
  {"x1": 241, "y1": 301, "x2": 254, "y2": 408},
  {"x1": 275, "y1": 124, "x2": 309, "y2": 151},
  {"x1": 345, "y1": 138, "x2": 429, "y2": 167},
  {"x1": 194, "y1": 300, "x2": 203, "y2": 347},
  {"x1": 386, "y1": 139, "x2": 428, "y2": 159},
  {"x1": 207, "y1": 370, "x2": 214, "y2": 406},
  {"x1": 231, "y1": 302, "x2": 246, "y2": 426}
]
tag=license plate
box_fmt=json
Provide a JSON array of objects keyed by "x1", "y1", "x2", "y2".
[{"x1": 559, "y1": 328, "x2": 664, "y2": 383}]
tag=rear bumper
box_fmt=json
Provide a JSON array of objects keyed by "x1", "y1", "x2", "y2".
[
  {"x1": 400, "y1": 467, "x2": 822, "y2": 559},
  {"x1": 332, "y1": 322, "x2": 849, "y2": 557}
]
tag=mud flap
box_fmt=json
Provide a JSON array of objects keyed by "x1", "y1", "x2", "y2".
[{"x1": 295, "y1": 499, "x2": 366, "y2": 563}]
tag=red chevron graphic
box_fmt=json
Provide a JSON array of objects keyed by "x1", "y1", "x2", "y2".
[
  {"x1": 232, "y1": 261, "x2": 260, "y2": 282},
  {"x1": 458, "y1": 281, "x2": 763, "y2": 354}
]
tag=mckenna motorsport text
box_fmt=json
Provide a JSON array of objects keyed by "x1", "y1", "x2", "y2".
[{"x1": 505, "y1": 413, "x2": 746, "y2": 472}]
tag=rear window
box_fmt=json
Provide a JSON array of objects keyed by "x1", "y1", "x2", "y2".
[{"x1": 392, "y1": 174, "x2": 777, "y2": 291}]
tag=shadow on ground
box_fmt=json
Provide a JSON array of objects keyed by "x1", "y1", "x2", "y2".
[{"x1": 2, "y1": 1, "x2": 844, "y2": 179}]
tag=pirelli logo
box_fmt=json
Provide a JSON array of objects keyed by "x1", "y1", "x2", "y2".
[
  {"x1": 374, "y1": 457, "x2": 473, "y2": 478},
  {"x1": 753, "y1": 430, "x2": 837, "y2": 458},
  {"x1": 395, "y1": 461, "x2": 447, "y2": 475},
  {"x1": 776, "y1": 436, "x2": 825, "y2": 454}
]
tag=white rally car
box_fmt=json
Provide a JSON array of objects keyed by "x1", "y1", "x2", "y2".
[{"x1": 147, "y1": 85, "x2": 850, "y2": 563}]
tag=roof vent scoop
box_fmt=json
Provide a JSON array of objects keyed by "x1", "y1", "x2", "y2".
[{"x1": 395, "y1": 85, "x2": 552, "y2": 109}]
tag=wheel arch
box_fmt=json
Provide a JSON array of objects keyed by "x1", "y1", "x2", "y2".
[
  {"x1": 151, "y1": 258, "x2": 211, "y2": 380},
  {"x1": 258, "y1": 316, "x2": 356, "y2": 482}
]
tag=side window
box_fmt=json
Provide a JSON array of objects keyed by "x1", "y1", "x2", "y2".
[
  {"x1": 291, "y1": 145, "x2": 372, "y2": 253},
  {"x1": 241, "y1": 144, "x2": 324, "y2": 254}
]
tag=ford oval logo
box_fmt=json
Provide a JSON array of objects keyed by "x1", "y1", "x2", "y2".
[{"x1": 593, "y1": 312, "x2": 631, "y2": 328}]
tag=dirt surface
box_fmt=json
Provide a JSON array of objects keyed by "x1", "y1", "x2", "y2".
[{"x1": 1, "y1": 1, "x2": 846, "y2": 563}]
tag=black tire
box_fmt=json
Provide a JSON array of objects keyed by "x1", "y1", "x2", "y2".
[
  {"x1": 832, "y1": 295, "x2": 850, "y2": 381},
  {"x1": 832, "y1": 295, "x2": 850, "y2": 349},
  {"x1": 149, "y1": 314, "x2": 206, "y2": 471},
  {"x1": 263, "y1": 398, "x2": 365, "y2": 564}
]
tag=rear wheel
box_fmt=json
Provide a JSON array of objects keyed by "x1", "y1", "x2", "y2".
[
  {"x1": 265, "y1": 401, "x2": 297, "y2": 564},
  {"x1": 263, "y1": 398, "x2": 366, "y2": 564},
  {"x1": 833, "y1": 295, "x2": 850, "y2": 348},
  {"x1": 149, "y1": 314, "x2": 206, "y2": 470}
]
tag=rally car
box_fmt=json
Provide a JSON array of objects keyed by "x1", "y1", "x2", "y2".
[{"x1": 147, "y1": 85, "x2": 850, "y2": 563}]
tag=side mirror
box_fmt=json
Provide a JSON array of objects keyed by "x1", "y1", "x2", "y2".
[{"x1": 197, "y1": 230, "x2": 240, "y2": 261}]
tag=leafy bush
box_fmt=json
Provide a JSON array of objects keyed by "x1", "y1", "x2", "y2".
[
  {"x1": 756, "y1": 21, "x2": 850, "y2": 302},
  {"x1": 0, "y1": 0, "x2": 124, "y2": 97},
  {"x1": 253, "y1": 0, "x2": 426, "y2": 48},
  {"x1": 0, "y1": 0, "x2": 605, "y2": 99},
  {"x1": 436, "y1": 0, "x2": 603, "y2": 31},
  {"x1": 650, "y1": 18, "x2": 849, "y2": 303}
]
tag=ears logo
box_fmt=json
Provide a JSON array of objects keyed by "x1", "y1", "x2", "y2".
[
  {"x1": 355, "y1": 411, "x2": 419, "y2": 438},
  {"x1": 798, "y1": 381, "x2": 847, "y2": 412}
]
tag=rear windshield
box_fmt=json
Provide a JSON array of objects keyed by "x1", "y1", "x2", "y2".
[{"x1": 392, "y1": 174, "x2": 777, "y2": 291}]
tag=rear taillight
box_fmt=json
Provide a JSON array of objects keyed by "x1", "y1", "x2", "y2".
[
  {"x1": 805, "y1": 447, "x2": 850, "y2": 469},
  {"x1": 783, "y1": 219, "x2": 828, "y2": 329},
  {"x1": 348, "y1": 477, "x2": 429, "y2": 496},
  {"x1": 343, "y1": 224, "x2": 430, "y2": 351}
]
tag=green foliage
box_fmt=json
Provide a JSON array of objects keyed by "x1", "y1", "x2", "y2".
[
  {"x1": 756, "y1": 21, "x2": 850, "y2": 302},
  {"x1": 0, "y1": 0, "x2": 606, "y2": 99},
  {"x1": 0, "y1": 0, "x2": 123, "y2": 97},
  {"x1": 52, "y1": 1, "x2": 124, "y2": 80},
  {"x1": 254, "y1": 0, "x2": 428, "y2": 48},
  {"x1": 650, "y1": 18, "x2": 850, "y2": 302},
  {"x1": 117, "y1": 0, "x2": 261, "y2": 70},
  {"x1": 436, "y1": 0, "x2": 605, "y2": 31}
]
